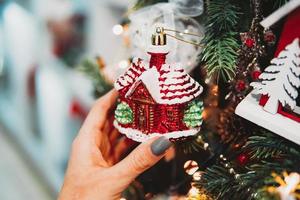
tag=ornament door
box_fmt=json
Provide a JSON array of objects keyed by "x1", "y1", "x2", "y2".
[{"x1": 137, "y1": 104, "x2": 149, "y2": 133}]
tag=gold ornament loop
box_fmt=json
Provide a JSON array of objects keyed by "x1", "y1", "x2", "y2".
[{"x1": 152, "y1": 26, "x2": 203, "y2": 47}]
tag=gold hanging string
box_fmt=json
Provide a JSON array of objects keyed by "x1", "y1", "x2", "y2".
[
  {"x1": 162, "y1": 27, "x2": 203, "y2": 47},
  {"x1": 165, "y1": 33, "x2": 203, "y2": 47},
  {"x1": 164, "y1": 28, "x2": 203, "y2": 38}
]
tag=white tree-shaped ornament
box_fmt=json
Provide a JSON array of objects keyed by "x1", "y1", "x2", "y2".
[{"x1": 251, "y1": 38, "x2": 300, "y2": 114}]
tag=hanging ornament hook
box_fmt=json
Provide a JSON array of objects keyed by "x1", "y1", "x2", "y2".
[{"x1": 152, "y1": 26, "x2": 203, "y2": 47}]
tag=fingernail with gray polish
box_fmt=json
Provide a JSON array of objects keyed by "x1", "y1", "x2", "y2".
[{"x1": 151, "y1": 137, "x2": 172, "y2": 156}]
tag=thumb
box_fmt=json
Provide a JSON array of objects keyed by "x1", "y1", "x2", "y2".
[{"x1": 110, "y1": 136, "x2": 172, "y2": 181}]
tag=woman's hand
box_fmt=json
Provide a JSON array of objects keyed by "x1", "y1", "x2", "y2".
[{"x1": 58, "y1": 90, "x2": 172, "y2": 200}]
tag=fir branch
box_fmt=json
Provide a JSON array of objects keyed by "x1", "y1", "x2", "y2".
[
  {"x1": 175, "y1": 132, "x2": 208, "y2": 154},
  {"x1": 202, "y1": 32, "x2": 239, "y2": 80},
  {"x1": 205, "y1": 1, "x2": 239, "y2": 34},
  {"x1": 198, "y1": 165, "x2": 256, "y2": 200},
  {"x1": 243, "y1": 134, "x2": 300, "y2": 160},
  {"x1": 197, "y1": 132, "x2": 300, "y2": 200},
  {"x1": 200, "y1": 165, "x2": 234, "y2": 198},
  {"x1": 77, "y1": 59, "x2": 112, "y2": 97},
  {"x1": 198, "y1": 161, "x2": 286, "y2": 199},
  {"x1": 201, "y1": 0, "x2": 240, "y2": 81}
]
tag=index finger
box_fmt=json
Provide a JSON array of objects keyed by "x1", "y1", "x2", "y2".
[
  {"x1": 70, "y1": 89, "x2": 118, "y2": 166},
  {"x1": 80, "y1": 89, "x2": 118, "y2": 135}
]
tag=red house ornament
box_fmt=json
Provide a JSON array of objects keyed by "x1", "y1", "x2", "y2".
[{"x1": 114, "y1": 28, "x2": 204, "y2": 142}]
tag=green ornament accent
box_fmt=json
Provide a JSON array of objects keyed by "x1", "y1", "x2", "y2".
[
  {"x1": 183, "y1": 100, "x2": 204, "y2": 128},
  {"x1": 115, "y1": 102, "x2": 133, "y2": 124}
]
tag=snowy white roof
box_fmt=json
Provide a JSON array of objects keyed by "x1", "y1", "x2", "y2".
[
  {"x1": 115, "y1": 59, "x2": 203, "y2": 105},
  {"x1": 114, "y1": 58, "x2": 148, "y2": 91}
]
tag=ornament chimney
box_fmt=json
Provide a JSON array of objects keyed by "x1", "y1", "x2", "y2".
[{"x1": 148, "y1": 27, "x2": 169, "y2": 71}]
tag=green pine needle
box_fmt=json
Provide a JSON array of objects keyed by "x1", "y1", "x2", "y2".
[
  {"x1": 201, "y1": 0, "x2": 240, "y2": 81},
  {"x1": 77, "y1": 59, "x2": 112, "y2": 97},
  {"x1": 197, "y1": 131, "x2": 300, "y2": 199},
  {"x1": 243, "y1": 134, "x2": 300, "y2": 159}
]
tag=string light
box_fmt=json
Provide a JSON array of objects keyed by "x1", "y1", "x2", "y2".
[
  {"x1": 112, "y1": 24, "x2": 124, "y2": 35},
  {"x1": 265, "y1": 172, "x2": 300, "y2": 199},
  {"x1": 193, "y1": 171, "x2": 202, "y2": 181},
  {"x1": 118, "y1": 60, "x2": 129, "y2": 69},
  {"x1": 188, "y1": 186, "x2": 200, "y2": 196},
  {"x1": 201, "y1": 109, "x2": 208, "y2": 120},
  {"x1": 211, "y1": 85, "x2": 218, "y2": 96},
  {"x1": 203, "y1": 143, "x2": 209, "y2": 150},
  {"x1": 205, "y1": 77, "x2": 211, "y2": 84},
  {"x1": 184, "y1": 160, "x2": 199, "y2": 175}
]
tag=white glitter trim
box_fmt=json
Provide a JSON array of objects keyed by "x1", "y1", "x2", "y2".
[
  {"x1": 162, "y1": 74, "x2": 190, "y2": 84},
  {"x1": 114, "y1": 120, "x2": 200, "y2": 142},
  {"x1": 147, "y1": 45, "x2": 170, "y2": 54},
  {"x1": 125, "y1": 67, "x2": 202, "y2": 105},
  {"x1": 132, "y1": 57, "x2": 139, "y2": 65}
]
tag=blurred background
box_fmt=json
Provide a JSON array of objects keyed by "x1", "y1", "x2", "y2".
[
  {"x1": 2, "y1": 0, "x2": 300, "y2": 199},
  {"x1": 0, "y1": 0, "x2": 133, "y2": 199}
]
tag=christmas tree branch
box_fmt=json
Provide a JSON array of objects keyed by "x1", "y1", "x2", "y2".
[
  {"x1": 201, "y1": 0, "x2": 240, "y2": 81},
  {"x1": 77, "y1": 59, "x2": 112, "y2": 97},
  {"x1": 196, "y1": 130, "x2": 300, "y2": 199},
  {"x1": 243, "y1": 133, "x2": 300, "y2": 159}
]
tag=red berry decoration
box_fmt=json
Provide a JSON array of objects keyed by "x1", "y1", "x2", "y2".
[
  {"x1": 244, "y1": 38, "x2": 255, "y2": 48},
  {"x1": 237, "y1": 153, "x2": 249, "y2": 165},
  {"x1": 252, "y1": 70, "x2": 261, "y2": 80},
  {"x1": 264, "y1": 30, "x2": 276, "y2": 45},
  {"x1": 236, "y1": 80, "x2": 246, "y2": 91}
]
